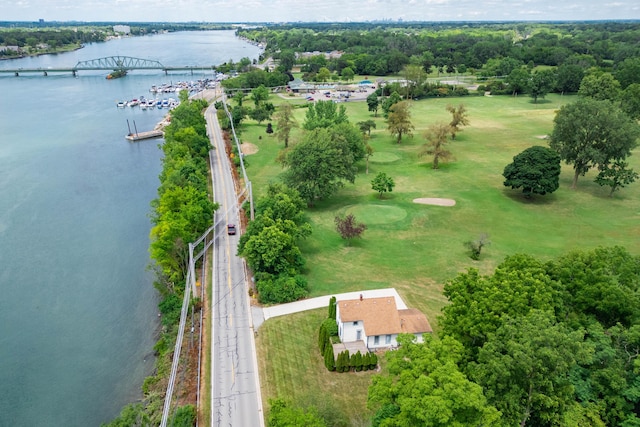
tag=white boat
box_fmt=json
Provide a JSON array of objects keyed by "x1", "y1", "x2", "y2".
[
  {"x1": 116, "y1": 101, "x2": 126, "y2": 108},
  {"x1": 127, "y1": 99, "x2": 139, "y2": 107},
  {"x1": 140, "y1": 101, "x2": 148, "y2": 109}
]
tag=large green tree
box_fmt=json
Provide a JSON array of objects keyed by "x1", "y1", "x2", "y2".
[
  {"x1": 366, "y1": 92, "x2": 380, "y2": 117},
  {"x1": 303, "y1": 100, "x2": 348, "y2": 130},
  {"x1": 368, "y1": 334, "x2": 500, "y2": 427},
  {"x1": 471, "y1": 310, "x2": 588, "y2": 427},
  {"x1": 549, "y1": 98, "x2": 640, "y2": 189},
  {"x1": 503, "y1": 145, "x2": 561, "y2": 197},
  {"x1": 578, "y1": 72, "x2": 621, "y2": 102},
  {"x1": 440, "y1": 254, "x2": 557, "y2": 361},
  {"x1": 529, "y1": 69, "x2": 556, "y2": 103},
  {"x1": 282, "y1": 127, "x2": 358, "y2": 205}
]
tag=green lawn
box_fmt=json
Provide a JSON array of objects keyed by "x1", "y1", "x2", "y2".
[
  {"x1": 242, "y1": 92, "x2": 640, "y2": 421},
  {"x1": 256, "y1": 308, "x2": 378, "y2": 426},
  {"x1": 243, "y1": 93, "x2": 640, "y2": 323}
]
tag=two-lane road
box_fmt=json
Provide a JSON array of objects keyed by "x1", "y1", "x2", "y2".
[{"x1": 206, "y1": 100, "x2": 263, "y2": 427}]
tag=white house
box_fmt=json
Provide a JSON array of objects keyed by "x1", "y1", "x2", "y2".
[{"x1": 336, "y1": 296, "x2": 432, "y2": 351}]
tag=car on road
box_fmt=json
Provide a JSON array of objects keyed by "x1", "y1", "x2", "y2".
[{"x1": 227, "y1": 224, "x2": 237, "y2": 235}]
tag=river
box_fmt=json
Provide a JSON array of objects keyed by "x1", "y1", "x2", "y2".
[{"x1": 0, "y1": 30, "x2": 262, "y2": 426}]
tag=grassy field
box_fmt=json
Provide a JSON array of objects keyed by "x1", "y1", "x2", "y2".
[
  {"x1": 241, "y1": 92, "x2": 640, "y2": 421},
  {"x1": 256, "y1": 308, "x2": 377, "y2": 425}
]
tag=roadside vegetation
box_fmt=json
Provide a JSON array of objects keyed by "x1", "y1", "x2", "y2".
[{"x1": 103, "y1": 96, "x2": 214, "y2": 426}]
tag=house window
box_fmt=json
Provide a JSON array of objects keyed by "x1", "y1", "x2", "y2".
[
  {"x1": 352, "y1": 321, "x2": 358, "y2": 326},
  {"x1": 385, "y1": 334, "x2": 391, "y2": 344},
  {"x1": 374, "y1": 335, "x2": 379, "y2": 345}
]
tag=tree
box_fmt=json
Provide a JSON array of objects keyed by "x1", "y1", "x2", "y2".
[
  {"x1": 364, "y1": 143, "x2": 374, "y2": 175},
  {"x1": 549, "y1": 98, "x2": 640, "y2": 189},
  {"x1": 303, "y1": 100, "x2": 348, "y2": 131},
  {"x1": 317, "y1": 67, "x2": 331, "y2": 82},
  {"x1": 464, "y1": 233, "x2": 490, "y2": 261},
  {"x1": 614, "y1": 57, "x2": 640, "y2": 89},
  {"x1": 419, "y1": 122, "x2": 452, "y2": 169},
  {"x1": 556, "y1": 64, "x2": 584, "y2": 93},
  {"x1": 367, "y1": 334, "x2": 500, "y2": 427},
  {"x1": 274, "y1": 103, "x2": 297, "y2": 148},
  {"x1": 595, "y1": 160, "x2": 639, "y2": 197},
  {"x1": 251, "y1": 85, "x2": 270, "y2": 107},
  {"x1": 503, "y1": 146, "x2": 561, "y2": 198},
  {"x1": 239, "y1": 223, "x2": 305, "y2": 276},
  {"x1": 366, "y1": 92, "x2": 380, "y2": 117},
  {"x1": 357, "y1": 119, "x2": 376, "y2": 137},
  {"x1": 341, "y1": 66, "x2": 355, "y2": 82},
  {"x1": 446, "y1": 103, "x2": 470, "y2": 139},
  {"x1": 506, "y1": 67, "x2": 530, "y2": 95},
  {"x1": 471, "y1": 310, "x2": 588, "y2": 427},
  {"x1": 283, "y1": 128, "x2": 358, "y2": 206},
  {"x1": 249, "y1": 104, "x2": 274, "y2": 124},
  {"x1": 334, "y1": 214, "x2": 366, "y2": 245},
  {"x1": 328, "y1": 296, "x2": 337, "y2": 320},
  {"x1": 578, "y1": 72, "x2": 621, "y2": 102},
  {"x1": 441, "y1": 254, "x2": 558, "y2": 361},
  {"x1": 386, "y1": 101, "x2": 414, "y2": 144},
  {"x1": 257, "y1": 273, "x2": 308, "y2": 304},
  {"x1": 402, "y1": 64, "x2": 427, "y2": 99},
  {"x1": 371, "y1": 172, "x2": 395, "y2": 199},
  {"x1": 529, "y1": 69, "x2": 556, "y2": 103},
  {"x1": 323, "y1": 342, "x2": 337, "y2": 371},
  {"x1": 620, "y1": 83, "x2": 640, "y2": 120},
  {"x1": 382, "y1": 91, "x2": 402, "y2": 118}
]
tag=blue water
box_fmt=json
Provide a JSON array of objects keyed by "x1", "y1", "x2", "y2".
[{"x1": 0, "y1": 31, "x2": 261, "y2": 426}]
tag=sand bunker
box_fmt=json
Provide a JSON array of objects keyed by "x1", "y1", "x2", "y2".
[
  {"x1": 413, "y1": 198, "x2": 456, "y2": 207},
  {"x1": 535, "y1": 135, "x2": 549, "y2": 140},
  {"x1": 241, "y1": 143, "x2": 259, "y2": 155}
]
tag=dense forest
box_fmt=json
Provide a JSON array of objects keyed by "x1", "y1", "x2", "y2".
[{"x1": 238, "y1": 22, "x2": 640, "y2": 76}]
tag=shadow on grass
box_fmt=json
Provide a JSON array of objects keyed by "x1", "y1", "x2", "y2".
[
  {"x1": 501, "y1": 188, "x2": 559, "y2": 205},
  {"x1": 529, "y1": 99, "x2": 553, "y2": 105}
]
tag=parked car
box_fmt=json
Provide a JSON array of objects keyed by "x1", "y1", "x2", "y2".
[{"x1": 227, "y1": 224, "x2": 237, "y2": 235}]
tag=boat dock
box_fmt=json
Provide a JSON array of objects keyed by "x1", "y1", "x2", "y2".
[{"x1": 125, "y1": 129, "x2": 164, "y2": 142}]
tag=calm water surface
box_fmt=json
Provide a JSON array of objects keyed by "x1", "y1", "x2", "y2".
[{"x1": 0, "y1": 30, "x2": 261, "y2": 426}]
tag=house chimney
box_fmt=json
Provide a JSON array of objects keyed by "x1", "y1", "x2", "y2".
[{"x1": 359, "y1": 294, "x2": 363, "y2": 301}]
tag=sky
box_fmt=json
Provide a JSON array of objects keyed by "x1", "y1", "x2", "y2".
[{"x1": 3, "y1": 0, "x2": 639, "y2": 23}]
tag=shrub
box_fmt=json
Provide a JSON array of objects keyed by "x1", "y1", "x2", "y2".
[
  {"x1": 257, "y1": 274, "x2": 308, "y2": 304},
  {"x1": 321, "y1": 318, "x2": 338, "y2": 337},
  {"x1": 324, "y1": 344, "x2": 336, "y2": 371}
]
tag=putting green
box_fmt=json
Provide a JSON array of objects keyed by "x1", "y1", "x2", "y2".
[
  {"x1": 346, "y1": 204, "x2": 407, "y2": 225},
  {"x1": 370, "y1": 152, "x2": 400, "y2": 163}
]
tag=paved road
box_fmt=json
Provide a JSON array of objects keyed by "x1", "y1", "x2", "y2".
[{"x1": 206, "y1": 95, "x2": 263, "y2": 427}]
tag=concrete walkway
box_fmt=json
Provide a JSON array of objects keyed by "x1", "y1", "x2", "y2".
[{"x1": 251, "y1": 288, "x2": 407, "y2": 330}]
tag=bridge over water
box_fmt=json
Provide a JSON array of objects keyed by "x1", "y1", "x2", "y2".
[{"x1": 0, "y1": 56, "x2": 219, "y2": 76}]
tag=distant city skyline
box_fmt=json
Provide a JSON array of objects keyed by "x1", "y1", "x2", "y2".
[{"x1": 4, "y1": 0, "x2": 639, "y2": 23}]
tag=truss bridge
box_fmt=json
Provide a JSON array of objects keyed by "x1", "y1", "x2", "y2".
[{"x1": 0, "y1": 56, "x2": 218, "y2": 77}]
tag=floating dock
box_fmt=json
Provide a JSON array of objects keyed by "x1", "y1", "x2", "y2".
[{"x1": 125, "y1": 129, "x2": 164, "y2": 142}]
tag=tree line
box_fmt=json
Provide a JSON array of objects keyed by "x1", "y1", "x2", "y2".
[
  {"x1": 239, "y1": 22, "x2": 640, "y2": 78},
  {"x1": 103, "y1": 94, "x2": 214, "y2": 427},
  {"x1": 368, "y1": 246, "x2": 640, "y2": 427}
]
